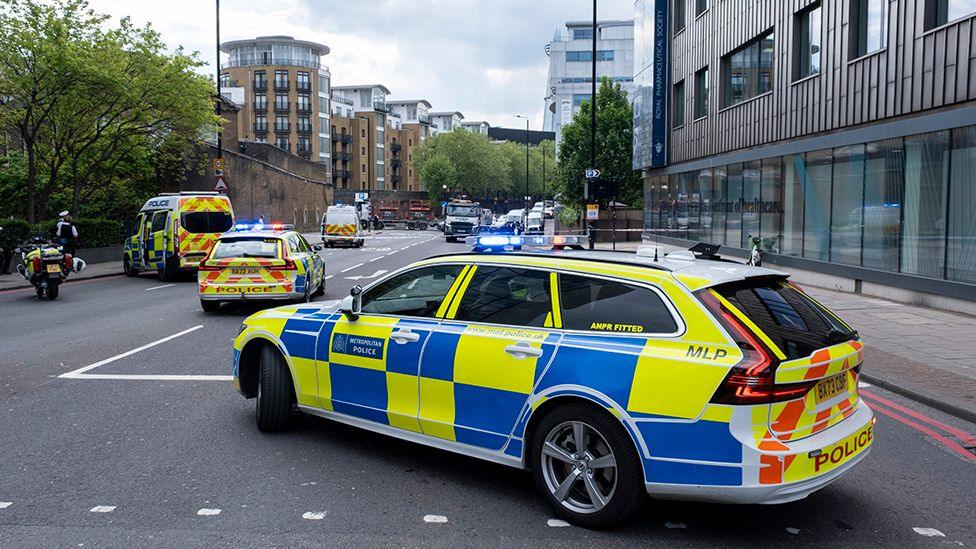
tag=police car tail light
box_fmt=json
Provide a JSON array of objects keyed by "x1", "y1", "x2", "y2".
[
  {"x1": 198, "y1": 260, "x2": 219, "y2": 271},
  {"x1": 269, "y1": 258, "x2": 296, "y2": 271},
  {"x1": 699, "y1": 290, "x2": 814, "y2": 405}
]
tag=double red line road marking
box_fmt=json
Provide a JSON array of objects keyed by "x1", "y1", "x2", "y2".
[{"x1": 861, "y1": 389, "x2": 976, "y2": 463}]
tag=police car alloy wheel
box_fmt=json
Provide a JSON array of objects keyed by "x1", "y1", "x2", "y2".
[
  {"x1": 255, "y1": 344, "x2": 294, "y2": 432},
  {"x1": 531, "y1": 404, "x2": 644, "y2": 528}
]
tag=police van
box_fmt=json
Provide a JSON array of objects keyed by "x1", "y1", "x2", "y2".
[
  {"x1": 321, "y1": 205, "x2": 365, "y2": 248},
  {"x1": 123, "y1": 192, "x2": 234, "y2": 280}
]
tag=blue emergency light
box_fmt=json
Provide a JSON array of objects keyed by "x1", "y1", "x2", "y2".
[{"x1": 465, "y1": 234, "x2": 586, "y2": 251}]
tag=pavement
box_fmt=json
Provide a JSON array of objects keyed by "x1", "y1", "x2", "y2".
[
  {"x1": 593, "y1": 239, "x2": 976, "y2": 423},
  {"x1": 0, "y1": 230, "x2": 973, "y2": 547}
]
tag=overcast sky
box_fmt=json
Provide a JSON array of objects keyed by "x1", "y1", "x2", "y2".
[{"x1": 85, "y1": 0, "x2": 633, "y2": 129}]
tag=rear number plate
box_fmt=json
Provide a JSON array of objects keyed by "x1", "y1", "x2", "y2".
[
  {"x1": 230, "y1": 268, "x2": 258, "y2": 275},
  {"x1": 45, "y1": 264, "x2": 61, "y2": 274},
  {"x1": 814, "y1": 373, "x2": 848, "y2": 404}
]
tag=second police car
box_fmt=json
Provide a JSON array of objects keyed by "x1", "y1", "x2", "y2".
[
  {"x1": 230, "y1": 236, "x2": 873, "y2": 527},
  {"x1": 198, "y1": 223, "x2": 326, "y2": 312}
]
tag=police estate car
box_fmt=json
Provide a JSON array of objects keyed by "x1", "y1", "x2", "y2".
[
  {"x1": 198, "y1": 223, "x2": 326, "y2": 312},
  {"x1": 231, "y1": 236, "x2": 873, "y2": 527}
]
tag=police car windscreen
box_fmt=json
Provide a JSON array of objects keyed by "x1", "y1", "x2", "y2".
[
  {"x1": 182, "y1": 212, "x2": 233, "y2": 234},
  {"x1": 713, "y1": 278, "x2": 856, "y2": 360},
  {"x1": 211, "y1": 238, "x2": 279, "y2": 259},
  {"x1": 447, "y1": 205, "x2": 477, "y2": 217}
]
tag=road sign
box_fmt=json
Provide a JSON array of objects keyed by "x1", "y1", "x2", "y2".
[
  {"x1": 212, "y1": 158, "x2": 225, "y2": 172},
  {"x1": 214, "y1": 176, "x2": 227, "y2": 192},
  {"x1": 355, "y1": 192, "x2": 369, "y2": 203},
  {"x1": 586, "y1": 204, "x2": 599, "y2": 221},
  {"x1": 585, "y1": 168, "x2": 601, "y2": 179}
]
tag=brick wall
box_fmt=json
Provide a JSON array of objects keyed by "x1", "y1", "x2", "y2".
[{"x1": 180, "y1": 143, "x2": 331, "y2": 233}]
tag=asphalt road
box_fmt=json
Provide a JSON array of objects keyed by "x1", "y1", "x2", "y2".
[{"x1": 0, "y1": 230, "x2": 974, "y2": 548}]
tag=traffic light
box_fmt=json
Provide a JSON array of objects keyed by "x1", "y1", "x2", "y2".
[{"x1": 589, "y1": 178, "x2": 617, "y2": 200}]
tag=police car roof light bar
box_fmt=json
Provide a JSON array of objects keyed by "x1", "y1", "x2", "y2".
[{"x1": 465, "y1": 234, "x2": 587, "y2": 252}]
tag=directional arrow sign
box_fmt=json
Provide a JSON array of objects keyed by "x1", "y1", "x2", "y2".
[
  {"x1": 585, "y1": 168, "x2": 601, "y2": 179},
  {"x1": 345, "y1": 269, "x2": 388, "y2": 281}
]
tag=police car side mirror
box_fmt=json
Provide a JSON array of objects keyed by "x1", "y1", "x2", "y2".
[
  {"x1": 341, "y1": 285, "x2": 363, "y2": 320},
  {"x1": 312, "y1": 243, "x2": 324, "y2": 252}
]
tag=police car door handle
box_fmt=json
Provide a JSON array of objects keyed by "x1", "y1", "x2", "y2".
[
  {"x1": 390, "y1": 330, "x2": 420, "y2": 344},
  {"x1": 504, "y1": 343, "x2": 543, "y2": 359}
]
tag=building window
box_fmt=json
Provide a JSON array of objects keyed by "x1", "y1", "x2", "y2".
[
  {"x1": 862, "y1": 139, "x2": 904, "y2": 272},
  {"x1": 572, "y1": 94, "x2": 591, "y2": 108},
  {"x1": 831, "y1": 145, "x2": 866, "y2": 266},
  {"x1": 696, "y1": 0, "x2": 708, "y2": 16},
  {"x1": 296, "y1": 94, "x2": 311, "y2": 112},
  {"x1": 948, "y1": 126, "x2": 976, "y2": 283},
  {"x1": 254, "y1": 71, "x2": 266, "y2": 89},
  {"x1": 254, "y1": 115, "x2": 267, "y2": 132},
  {"x1": 573, "y1": 28, "x2": 593, "y2": 40},
  {"x1": 674, "y1": 0, "x2": 686, "y2": 33},
  {"x1": 274, "y1": 70, "x2": 289, "y2": 90},
  {"x1": 902, "y1": 131, "x2": 950, "y2": 279},
  {"x1": 722, "y1": 31, "x2": 774, "y2": 108},
  {"x1": 795, "y1": 3, "x2": 822, "y2": 79},
  {"x1": 566, "y1": 50, "x2": 614, "y2": 62},
  {"x1": 803, "y1": 149, "x2": 833, "y2": 261},
  {"x1": 927, "y1": 0, "x2": 976, "y2": 28},
  {"x1": 297, "y1": 136, "x2": 311, "y2": 155},
  {"x1": 361, "y1": 128, "x2": 366, "y2": 138},
  {"x1": 276, "y1": 136, "x2": 290, "y2": 152},
  {"x1": 275, "y1": 93, "x2": 289, "y2": 111},
  {"x1": 694, "y1": 67, "x2": 709, "y2": 119},
  {"x1": 362, "y1": 164, "x2": 366, "y2": 173},
  {"x1": 672, "y1": 80, "x2": 685, "y2": 129},
  {"x1": 851, "y1": 0, "x2": 886, "y2": 59},
  {"x1": 254, "y1": 93, "x2": 267, "y2": 111},
  {"x1": 297, "y1": 116, "x2": 311, "y2": 132},
  {"x1": 296, "y1": 71, "x2": 311, "y2": 91},
  {"x1": 275, "y1": 115, "x2": 289, "y2": 133}
]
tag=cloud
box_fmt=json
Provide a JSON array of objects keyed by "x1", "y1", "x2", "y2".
[{"x1": 84, "y1": 0, "x2": 634, "y2": 129}]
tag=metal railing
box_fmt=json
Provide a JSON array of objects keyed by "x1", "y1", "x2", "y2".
[
  {"x1": 222, "y1": 58, "x2": 321, "y2": 70},
  {"x1": 274, "y1": 80, "x2": 290, "y2": 91},
  {"x1": 253, "y1": 123, "x2": 268, "y2": 132},
  {"x1": 253, "y1": 79, "x2": 267, "y2": 91}
]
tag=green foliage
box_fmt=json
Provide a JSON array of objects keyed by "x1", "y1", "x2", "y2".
[
  {"x1": 0, "y1": 218, "x2": 32, "y2": 248},
  {"x1": 557, "y1": 203, "x2": 581, "y2": 227},
  {"x1": 0, "y1": 0, "x2": 220, "y2": 222},
  {"x1": 555, "y1": 78, "x2": 641, "y2": 208},
  {"x1": 419, "y1": 154, "x2": 458, "y2": 202},
  {"x1": 0, "y1": 216, "x2": 122, "y2": 248}
]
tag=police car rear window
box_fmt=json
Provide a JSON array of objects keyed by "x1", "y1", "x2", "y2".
[
  {"x1": 211, "y1": 238, "x2": 279, "y2": 259},
  {"x1": 713, "y1": 278, "x2": 855, "y2": 360},
  {"x1": 454, "y1": 267, "x2": 552, "y2": 327},
  {"x1": 182, "y1": 212, "x2": 233, "y2": 234},
  {"x1": 559, "y1": 274, "x2": 678, "y2": 334}
]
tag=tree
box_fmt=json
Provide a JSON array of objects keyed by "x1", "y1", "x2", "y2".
[
  {"x1": 0, "y1": 0, "x2": 219, "y2": 222},
  {"x1": 554, "y1": 77, "x2": 641, "y2": 208},
  {"x1": 419, "y1": 153, "x2": 457, "y2": 202},
  {"x1": 415, "y1": 128, "x2": 507, "y2": 200}
]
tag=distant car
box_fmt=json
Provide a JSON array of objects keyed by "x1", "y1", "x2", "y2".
[
  {"x1": 526, "y1": 211, "x2": 544, "y2": 234},
  {"x1": 505, "y1": 209, "x2": 524, "y2": 224},
  {"x1": 198, "y1": 224, "x2": 326, "y2": 312},
  {"x1": 233, "y1": 240, "x2": 872, "y2": 527}
]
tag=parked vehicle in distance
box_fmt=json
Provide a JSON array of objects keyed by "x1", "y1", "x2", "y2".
[
  {"x1": 322, "y1": 205, "x2": 365, "y2": 248},
  {"x1": 16, "y1": 236, "x2": 86, "y2": 300},
  {"x1": 444, "y1": 199, "x2": 482, "y2": 243}
]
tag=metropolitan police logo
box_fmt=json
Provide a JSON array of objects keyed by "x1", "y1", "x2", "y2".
[{"x1": 331, "y1": 333, "x2": 348, "y2": 354}]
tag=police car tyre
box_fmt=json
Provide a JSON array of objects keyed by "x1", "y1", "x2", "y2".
[
  {"x1": 255, "y1": 344, "x2": 295, "y2": 432},
  {"x1": 46, "y1": 280, "x2": 59, "y2": 300},
  {"x1": 531, "y1": 403, "x2": 644, "y2": 528},
  {"x1": 123, "y1": 255, "x2": 138, "y2": 277},
  {"x1": 200, "y1": 299, "x2": 220, "y2": 313}
]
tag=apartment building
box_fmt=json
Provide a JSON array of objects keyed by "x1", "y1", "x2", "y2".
[
  {"x1": 220, "y1": 36, "x2": 331, "y2": 167},
  {"x1": 543, "y1": 19, "x2": 635, "y2": 148},
  {"x1": 635, "y1": 0, "x2": 976, "y2": 301},
  {"x1": 429, "y1": 111, "x2": 465, "y2": 134},
  {"x1": 461, "y1": 121, "x2": 491, "y2": 135}
]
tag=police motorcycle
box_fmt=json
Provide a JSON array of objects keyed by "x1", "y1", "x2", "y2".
[
  {"x1": 747, "y1": 234, "x2": 773, "y2": 267},
  {"x1": 15, "y1": 236, "x2": 86, "y2": 300}
]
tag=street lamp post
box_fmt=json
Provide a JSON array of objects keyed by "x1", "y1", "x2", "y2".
[
  {"x1": 514, "y1": 115, "x2": 530, "y2": 223},
  {"x1": 587, "y1": 0, "x2": 598, "y2": 250},
  {"x1": 215, "y1": 0, "x2": 222, "y2": 161}
]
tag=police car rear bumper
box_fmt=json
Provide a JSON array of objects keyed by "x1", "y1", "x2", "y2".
[
  {"x1": 645, "y1": 403, "x2": 874, "y2": 504},
  {"x1": 200, "y1": 290, "x2": 302, "y2": 301}
]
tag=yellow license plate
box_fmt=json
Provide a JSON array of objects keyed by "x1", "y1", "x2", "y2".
[
  {"x1": 814, "y1": 373, "x2": 849, "y2": 405},
  {"x1": 230, "y1": 268, "x2": 259, "y2": 275},
  {"x1": 45, "y1": 264, "x2": 62, "y2": 274}
]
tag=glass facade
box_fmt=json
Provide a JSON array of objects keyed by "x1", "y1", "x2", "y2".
[{"x1": 645, "y1": 125, "x2": 976, "y2": 285}]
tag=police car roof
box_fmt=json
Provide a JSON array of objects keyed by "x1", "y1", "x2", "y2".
[
  {"x1": 220, "y1": 229, "x2": 292, "y2": 238},
  {"x1": 427, "y1": 249, "x2": 787, "y2": 287}
]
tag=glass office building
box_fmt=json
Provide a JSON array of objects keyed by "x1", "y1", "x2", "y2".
[{"x1": 636, "y1": 0, "x2": 976, "y2": 297}]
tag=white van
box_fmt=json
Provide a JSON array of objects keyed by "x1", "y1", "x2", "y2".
[{"x1": 321, "y1": 205, "x2": 365, "y2": 248}]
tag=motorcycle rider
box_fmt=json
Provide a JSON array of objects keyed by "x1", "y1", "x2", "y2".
[{"x1": 56, "y1": 211, "x2": 79, "y2": 256}]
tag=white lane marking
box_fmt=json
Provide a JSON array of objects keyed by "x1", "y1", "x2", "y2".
[
  {"x1": 302, "y1": 511, "x2": 327, "y2": 520},
  {"x1": 197, "y1": 508, "x2": 222, "y2": 516},
  {"x1": 325, "y1": 275, "x2": 334, "y2": 280},
  {"x1": 547, "y1": 519, "x2": 571, "y2": 527},
  {"x1": 345, "y1": 269, "x2": 388, "y2": 281},
  {"x1": 68, "y1": 374, "x2": 233, "y2": 381},
  {"x1": 89, "y1": 506, "x2": 115, "y2": 513},
  {"x1": 340, "y1": 263, "x2": 365, "y2": 273},
  {"x1": 399, "y1": 247, "x2": 410, "y2": 251},
  {"x1": 59, "y1": 326, "x2": 204, "y2": 379},
  {"x1": 423, "y1": 514, "x2": 448, "y2": 523},
  {"x1": 386, "y1": 252, "x2": 397, "y2": 257},
  {"x1": 369, "y1": 256, "x2": 383, "y2": 262},
  {"x1": 912, "y1": 527, "x2": 945, "y2": 538},
  {"x1": 664, "y1": 522, "x2": 687, "y2": 529},
  {"x1": 0, "y1": 502, "x2": 11, "y2": 509},
  {"x1": 786, "y1": 527, "x2": 801, "y2": 535},
  {"x1": 144, "y1": 284, "x2": 175, "y2": 292}
]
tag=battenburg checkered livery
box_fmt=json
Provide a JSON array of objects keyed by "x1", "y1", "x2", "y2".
[{"x1": 232, "y1": 244, "x2": 874, "y2": 527}]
